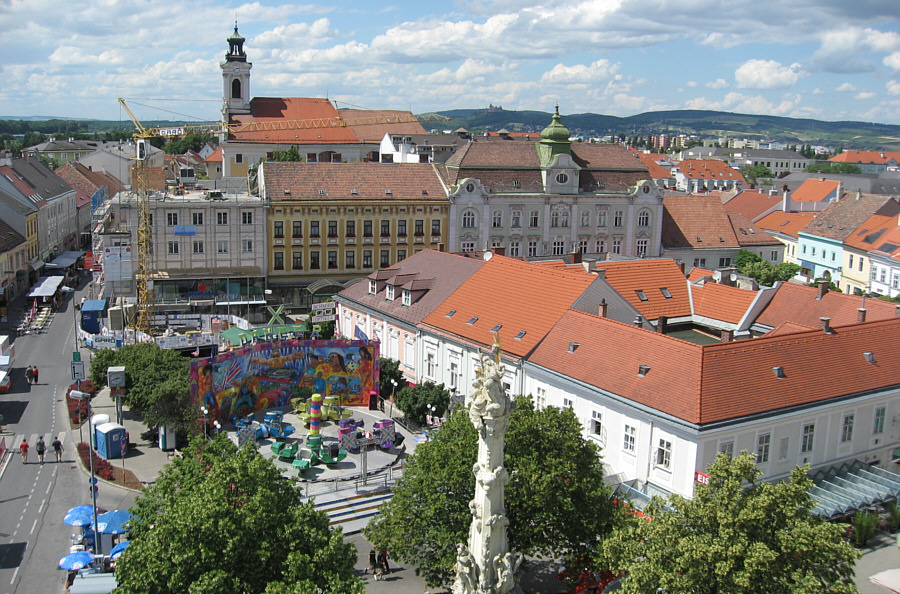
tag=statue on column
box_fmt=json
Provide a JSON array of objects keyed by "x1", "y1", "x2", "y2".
[{"x1": 453, "y1": 335, "x2": 523, "y2": 594}]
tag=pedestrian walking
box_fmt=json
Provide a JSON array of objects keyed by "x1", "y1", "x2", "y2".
[
  {"x1": 19, "y1": 439, "x2": 28, "y2": 463},
  {"x1": 25, "y1": 366, "x2": 33, "y2": 385},
  {"x1": 378, "y1": 548, "x2": 390, "y2": 575},
  {"x1": 32, "y1": 367, "x2": 38, "y2": 385},
  {"x1": 368, "y1": 547, "x2": 378, "y2": 577},
  {"x1": 35, "y1": 435, "x2": 45, "y2": 464},
  {"x1": 52, "y1": 436, "x2": 63, "y2": 462}
]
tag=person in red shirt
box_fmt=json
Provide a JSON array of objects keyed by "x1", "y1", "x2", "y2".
[{"x1": 19, "y1": 439, "x2": 28, "y2": 463}]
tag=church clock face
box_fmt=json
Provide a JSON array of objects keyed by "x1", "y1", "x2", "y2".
[{"x1": 233, "y1": 66, "x2": 240, "y2": 73}]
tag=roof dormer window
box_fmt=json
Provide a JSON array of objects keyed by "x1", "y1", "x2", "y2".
[
  {"x1": 368, "y1": 279, "x2": 376, "y2": 295},
  {"x1": 467, "y1": 316, "x2": 478, "y2": 325},
  {"x1": 635, "y1": 290, "x2": 648, "y2": 301},
  {"x1": 385, "y1": 285, "x2": 395, "y2": 301},
  {"x1": 402, "y1": 290, "x2": 411, "y2": 307}
]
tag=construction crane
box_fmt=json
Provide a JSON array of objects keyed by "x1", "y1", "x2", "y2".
[{"x1": 117, "y1": 98, "x2": 450, "y2": 334}]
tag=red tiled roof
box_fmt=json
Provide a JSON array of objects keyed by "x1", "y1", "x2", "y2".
[
  {"x1": 596, "y1": 259, "x2": 691, "y2": 319},
  {"x1": 829, "y1": 150, "x2": 900, "y2": 165},
  {"x1": 727, "y1": 212, "x2": 780, "y2": 247},
  {"x1": 420, "y1": 255, "x2": 599, "y2": 358},
  {"x1": 792, "y1": 178, "x2": 840, "y2": 203},
  {"x1": 843, "y1": 214, "x2": 896, "y2": 251},
  {"x1": 873, "y1": 227, "x2": 900, "y2": 259},
  {"x1": 339, "y1": 109, "x2": 427, "y2": 142},
  {"x1": 529, "y1": 310, "x2": 900, "y2": 424},
  {"x1": 676, "y1": 160, "x2": 746, "y2": 182},
  {"x1": 688, "y1": 267, "x2": 714, "y2": 282},
  {"x1": 662, "y1": 195, "x2": 739, "y2": 248},
  {"x1": 723, "y1": 189, "x2": 781, "y2": 220},
  {"x1": 756, "y1": 211, "x2": 817, "y2": 239},
  {"x1": 799, "y1": 194, "x2": 899, "y2": 241},
  {"x1": 229, "y1": 98, "x2": 360, "y2": 144},
  {"x1": 55, "y1": 161, "x2": 125, "y2": 197},
  {"x1": 755, "y1": 282, "x2": 897, "y2": 329},
  {"x1": 690, "y1": 282, "x2": 757, "y2": 324},
  {"x1": 204, "y1": 147, "x2": 223, "y2": 163},
  {"x1": 262, "y1": 162, "x2": 449, "y2": 202}
]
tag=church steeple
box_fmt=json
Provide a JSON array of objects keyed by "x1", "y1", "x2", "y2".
[
  {"x1": 222, "y1": 21, "x2": 252, "y2": 121},
  {"x1": 536, "y1": 105, "x2": 572, "y2": 167},
  {"x1": 226, "y1": 21, "x2": 247, "y2": 62}
]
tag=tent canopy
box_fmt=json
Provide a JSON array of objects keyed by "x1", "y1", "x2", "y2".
[
  {"x1": 27, "y1": 276, "x2": 64, "y2": 298},
  {"x1": 45, "y1": 250, "x2": 84, "y2": 269}
]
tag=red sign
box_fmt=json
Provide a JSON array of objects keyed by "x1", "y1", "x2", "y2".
[
  {"x1": 83, "y1": 252, "x2": 94, "y2": 271},
  {"x1": 695, "y1": 471, "x2": 711, "y2": 485}
]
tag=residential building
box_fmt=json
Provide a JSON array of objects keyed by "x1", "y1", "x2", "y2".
[
  {"x1": 679, "y1": 147, "x2": 812, "y2": 177},
  {"x1": 78, "y1": 141, "x2": 165, "y2": 188},
  {"x1": 661, "y1": 195, "x2": 742, "y2": 272},
  {"x1": 727, "y1": 212, "x2": 784, "y2": 264},
  {"x1": 756, "y1": 211, "x2": 817, "y2": 265},
  {"x1": 0, "y1": 185, "x2": 40, "y2": 288},
  {"x1": 55, "y1": 161, "x2": 126, "y2": 249},
  {"x1": 25, "y1": 138, "x2": 102, "y2": 165},
  {"x1": 444, "y1": 109, "x2": 663, "y2": 259},
  {"x1": 378, "y1": 133, "x2": 462, "y2": 164},
  {"x1": 335, "y1": 250, "x2": 486, "y2": 383},
  {"x1": 629, "y1": 149, "x2": 676, "y2": 189},
  {"x1": 0, "y1": 218, "x2": 27, "y2": 307},
  {"x1": 829, "y1": 150, "x2": 900, "y2": 175},
  {"x1": 258, "y1": 161, "x2": 449, "y2": 309},
  {"x1": 670, "y1": 159, "x2": 746, "y2": 193},
  {"x1": 841, "y1": 214, "x2": 898, "y2": 295}
]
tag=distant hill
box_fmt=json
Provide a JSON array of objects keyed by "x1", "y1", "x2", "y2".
[{"x1": 429, "y1": 108, "x2": 900, "y2": 150}]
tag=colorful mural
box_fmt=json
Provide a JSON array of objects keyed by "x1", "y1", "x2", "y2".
[{"x1": 190, "y1": 339, "x2": 379, "y2": 422}]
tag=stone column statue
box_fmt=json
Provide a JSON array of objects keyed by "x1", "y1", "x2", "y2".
[{"x1": 453, "y1": 336, "x2": 523, "y2": 594}]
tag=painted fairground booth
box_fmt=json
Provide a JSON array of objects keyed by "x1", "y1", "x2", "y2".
[{"x1": 190, "y1": 339, "x2": 379, "y2": 422}]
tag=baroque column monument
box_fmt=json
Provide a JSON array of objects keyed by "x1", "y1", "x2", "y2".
[{"x1": 453, "y1": 337, "x2": 524, "y2": 594}]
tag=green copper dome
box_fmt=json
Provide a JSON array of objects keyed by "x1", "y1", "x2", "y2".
[{"x1": 540, "y1": 105, "x2": 571, "y2": 142}]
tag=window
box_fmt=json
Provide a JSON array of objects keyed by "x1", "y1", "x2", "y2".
[
  {"x1": 563, "y1": 397, "x2": 573, "y2": 409},
  {"x1": 637, "y1": 210, "x2": 650, "y2": 226},
  {"x1": 217, "y1": 212, "x2": 228, "y2": 225},
  {"x1": 363, "y1": 220, "x2": 373, "y2": 237},
  {"x1": 380, "y1": 250, "x2": 390, "y2": 267},
  {"x1": 345, "y1": 251, "x2": 355, "y2": 268},
  {"x1": 293, "y1": 221, "x2": 302, "y2": 238},
  {"x1": 217, "y1": 241, "x2": 228, "y2": 254},
  {"x1": 656, "y1": 439, "x2": 672, "y2": 468},
  {"x1": 880, "y1": 268, "x2": 887, "y2": 283},
  {"x1": 167, "y1": 241, "x2": 179, "y2": 255},
  {"x1": 635, "y1": 290, "x2": 648, "y2": 301},
  {"x1": 368, "y1": 280, "x2": 376, "y2": 294},
  {"x1": 528, "y1": 240, "x2": 538, "y2": 257},
  {"x1": 386, "y1": 285, "x2": 395, "y2": 301},
  {"x1": 242, "y1": 211, "x2": 252, "y2": 225},
  {"x1": 346, "y1": 220, "x2": 355, "y2": 237},
  {"x1": 310, "y1": 221, "x2": 320, "y2": 238},
  {"x1": 841, "y1": 414, "x2": 854, "y2": 443},
  {"x1": 328, "y1": 221, "x2": 338, "y2": 237},
  {"x1": 779, "y1": 437, "x2": 790, "y2": 461},
  {"x1": 529, "y1": 210, "x2": 539, "y2": 228},
  {"x1": 167, "y1": 213, "x2": 178, "y2": 226},
  {"x1": 310, "y1": 251, "x2": 320, "y2": 269},
  {"x1": 551, "y1": 211, "x2": 559, "y2": 227},
  {"x1": 414, "y1": 220, "x2": 424, "y2": 235},
  {"x1": 328, "y1": 251, "x2": 338, "y2": 269},
  {"x1": 462, "y1": 211, "x2": 476, "y2": 228},
  {"x1": 811, "y1": 247, "x2": 816, "y2": 257},
  {"x1": 192, "y1": 241, "x2": 204, "y2": 254},
  {"x1": 719, "y1": 441, "x2": 734, "y2": 458},
  {"x1": 756, "y1": 433, "x2": 770, "y2": 463},
  {"x1": 612, "y1": 238, "x2": 622, "y2": 255},
  {"x1": 273, "y1": 252, "x2": 284, "y2": 270},
  {"x1": 431, "y1": 219, "x2": 441, "y2": 235},
  {"x1": 591, "y1": 411, "x2": 602, "y2": 437},
  {"x1": 426, "y1": 352, "x2": 435, "y2": 378},
  {"x1": 581, "y1": 211, "x2": 590, "y2": 227},
  {"x1": 402, "y1": 289, "x2": 411, "y2": 306},
  {"x1": 770, "y1": 250, "x2": 777, "y2": 261},
  {"x1": 381, "y1": 220, "x2": 390, "y2": 237},
  {"x1": 242, "y1": 240, "x2": 252, "y2": 253},
  {"x1": 623, "y1": 425, "x2": 636, "y2": 452},
  {"x1": 235, "y1": 153, "x2": 243, "y2": 164},
  {"x1": 556, "y1": 172, "x2": 568, "y2": 184},
  {"x1": 363, "y1": 250, "x2": 372, "y2": 268},
  {"x1": 875, "y1": 406, "x2": 886, "y2": 434},
  {"x1": 492, "y1": 210, "x2": 502, "y2": 228},
  {"x1": 398, "y1": 219, "x2": 407, "y2": 235},
  {"x1": 636, "y1": 239, "x2": 648, "y2": 257},
  {"x1": 660, "y1": 287, "x2": 673, "y2": 298},
  {"x1": 693, "y1": 258, "x2": 707, "y2": 268},
  {"x1": 719, "y1": 257, "x2": 731, "y2": 267},
  {"x1": 614, "y1": 211, "x2": 623, "y2": 227},
  {"x1": 578, "y1": 239, "x2": 588, "y2": 254},
  {"x1": 596, "y1": 239, "x2": 606, "y2": 253},
  {"x1": 192, "y1": 212, "x2": 203, "y2": 225},
  {"x1": 511, "y1": 211, "x2": 521, "y2": 228},
  {"x1": 801, "y1": 423, "x2": 814, "y2": 453},
  {"x1": 509, "y1": 241, "x2": 520, "y2": 257},
  {"x1": 461, "y1": 241, "x2": 475, "y2": 252},
  {"x1": 553, "y1": 240, "x2": 565, "y2": 255},
  {"x1": 597, "y1": 209, "x2": 607, "y2": 227},
  {"x1": 859, "y1": 258, "x2": 863, "y2": 272},
  {"x1": 292, "y1": 251, "x2": 303, "y2": 270}
]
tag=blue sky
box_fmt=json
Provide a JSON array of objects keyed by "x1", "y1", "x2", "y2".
[{"x1": 2, "y1": 0, "x2": 900, "y2": 125}]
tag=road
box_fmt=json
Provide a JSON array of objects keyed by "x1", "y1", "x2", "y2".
[{"x1": 0, "y1": 279, "x2": 135, "y2": 593}]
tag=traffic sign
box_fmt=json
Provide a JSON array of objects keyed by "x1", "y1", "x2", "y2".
[
  {"x1": 73, "y1": 352, "x2": 81, "y2": 362},
  {"x1": 89, "y1": 477, "x2": 98, "y2": 484},
  {"x1": 71, "y1": 360, "x2": 86, "y2": 381},
  {"x1": 89, "y1": 486, "x2": 98, "y2": 493}
]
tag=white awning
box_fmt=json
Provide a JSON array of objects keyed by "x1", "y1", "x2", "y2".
[
  {"x1": 45, "y1": 250, "x2": 85, "y2": 269},
  {"x1": 27, "y1": 275, "x2": 65, "y2": 298}
]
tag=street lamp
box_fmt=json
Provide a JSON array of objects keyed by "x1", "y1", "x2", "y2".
[{"x1": 200, "y1": 406, "x2": 210, "y2": 440}]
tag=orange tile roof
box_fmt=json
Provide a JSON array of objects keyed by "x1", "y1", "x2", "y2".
[
  {"x1": 204, "y1": 147, "x2": 223, "y2": 162},
  {"x1": 662, "y1": 195, "x2": 739, "y2": 248},
  {"x1": 723, "y1": 189, "x2": 781, "y2": 220},
  {"x1": 339, "y1": 109, "x2": 426, "y2": 142},
  {"x1": 690, "y1": 282, "x2": 757, "y2": 324},
  {"x1": 420, "y1": 255, "x2": 599, "y2": 358},
  {"x1": 829, "y1": 150, "x2": 900, "y2": 165},
  {"x1": 792, "y1": 178, "x2": 840, "y2": 202},
  {"x1": 755, "y1": 282, "x2": 897, "y2": 329},
  {"x1": 688, "y1": 267, "x2": 714, "y2": 282},
  {"x1": 229, "y1": 97, "x2": 360, "y2": 144},
  {"x1": 756, "y1": 211, "x2": 817, "y2": 239},
  {"x1": 529, "y1": 310, "x2": 900, "y2": 424},
  {"x1": 843, "y1": 214, "x2": 896, "y2": 251},
  {"x1": 873, "y1": 227, "x2": 900, "y2": 258},
  {"x1": 631, "y1": 151, "x2": 673, "y2": 179},
  {"x1": 727, "y1": 212, "x2": 780, "y2": 247},
  {"x1": 596, "y1": 259, "x2": 691, "y2": 319},
  {"x1": 676, "y1": 160, "x2": 746, "y2": 182}
]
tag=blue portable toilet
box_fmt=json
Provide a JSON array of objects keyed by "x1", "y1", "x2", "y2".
[
  {"x1": 96, "y1": 422, "x2": 127, "y2": 460},
  {"x1": 80, "y1": 299, "x2": 107, "y2": 335}
]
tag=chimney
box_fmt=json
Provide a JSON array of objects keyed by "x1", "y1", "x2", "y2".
[
  {"x1": 633, "y1": 315, "x2": 643, "y2": 328},
  {"x1": 570, "y1": 249, "x2": 582, "y2": 265},
  {"x1": 437, "y1": 243, "x2": 445, "y2": 252},
  {"x1": 594, "y1": 268, "x2": 606, "y2": 279},
  {"x1": 820, "y1": 317, "x2": 833, "y2": 334},
  {"x1": 772, "y1": 366, "x2": 786, "y2": 379},
  {"x1": 782, "y1": 188, "x2": 790, "y2": 212},
  {"x1": 598, "y1": 298, "x2": 608, "y2": 318},
  {"x1": 858, "y1": 308, "x2": 867, "y2": 323},
  {"x1": 816, "y1": 280, "x2": 828, "y2": 300},
  {"x1": 721, "y1": 329, "x2": 734, "y2": 342},
  {"x1": 657, "y1": 315, "x2": 667, "y2": 333}
]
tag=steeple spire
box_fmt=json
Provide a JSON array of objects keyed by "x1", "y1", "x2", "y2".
[{"x1": 226, "y1": 20, "x2": 247, "y2": 62}]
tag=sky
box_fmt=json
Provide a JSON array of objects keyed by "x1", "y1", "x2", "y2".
[{"x1": 2, "y1": 0, "x2": 900, "y2": 126}]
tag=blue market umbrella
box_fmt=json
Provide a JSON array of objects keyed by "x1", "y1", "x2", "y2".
[
  {"x1": 63, "y1": 505, "x2": 95, "y2": 527},
  {"x1": 109, "y1": 540, "x2": 130, "y2": 560},
  {"x1": 58, "y1": 551, "x2": 95, "y2": 571},
  {"x1": 96, "y1": 510, "x2": 131, "y2": 535}
]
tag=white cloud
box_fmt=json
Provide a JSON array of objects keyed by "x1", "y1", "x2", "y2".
[
  {"x1": 685, "y1": 91, "x2": 802, "y2": 117},
  {"x1": 885, "y1": 52, "x2": 900, "y2": 74},
  {"x1": 835, "y1": 82, "x2": 857, "y2": 92},
  {"x1": 888, "y1": 80, "x2": 900, "y2": 96},
  {"x1": 252, "y1": 19, "x2": 336, "y2": 49},
  {"x1": 705, "y1": 78, "x2": 728, "y2": 89},
  {"x1": 540, "y1": 60, "x2": 618, "y2": 84},
  {"x1": 734, "y1": 59, "x2": 804, "y2": 89},
  {"x1": 856, "y1": 91, "x2": 876, "y2": 100},
  {"x1": 811, "y1": 27, "x2": 900, "y2": 74},
  {"x1": 685, "y1": 81, "x2": 698, "y2": 88}
]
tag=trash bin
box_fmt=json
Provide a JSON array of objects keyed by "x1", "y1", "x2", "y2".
[{"x1": 368, "y1": 391, "x2": 378, "y2": 411}]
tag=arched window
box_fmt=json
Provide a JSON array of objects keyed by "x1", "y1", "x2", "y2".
[
  {"x1": 462, "y1": 210, "x2": 476, "y2": 228},
  {"x1": 637, "y1": 209, "x2": 651, "y2": 227},
  {"x1": 231, "y1": 79, "x2": 242, "y2": 100}
]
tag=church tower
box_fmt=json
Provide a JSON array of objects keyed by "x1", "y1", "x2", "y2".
[{"x1": 221, "y1": 21, "x2": 252, "y2": 122}]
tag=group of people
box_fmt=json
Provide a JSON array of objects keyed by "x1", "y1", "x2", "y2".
[
  {"x1": 24, "y1": 365, "x2": 39, "y2": 385},
  {"x1": 19, "y1": 435, "x2": 63, "y2": 464},
  {"x1": 367, "y1": 547, "x2": 391, "y2": 580}
]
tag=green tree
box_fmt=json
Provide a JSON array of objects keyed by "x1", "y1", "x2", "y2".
[
  {"x1": 735, "y1": 250, "x2": 799, "y2": 286},
  {"x1": 272, "y1": 145, "x2": 301, "y2": 161},
  {"x1": 739, "y1": 164, "x2": 774, "y2": 186},
  {"x1": 378, "y1": 357, "x2": 408, "y2": 401},
  {"x1": 89, "y1": 343, "x2": 194, "y2": 433},
  {"x1": 735, "y1": 249, "x2": 762, "y2": 269},
  {"x1": 598, "y1": 453, "x2": 859, "y2": 593},
  {"x1": 364, "y1": 397, "x2": 617, "y2": 588},
  {"x1": 115, "y1": 435, "x2": 363, "y2": 594},
  {"x1": 806, "y1": 163, "x2": 862, "y2": 174},
  {"x1": 394, "y1": 381, "x2": 449, "y2": 426}
]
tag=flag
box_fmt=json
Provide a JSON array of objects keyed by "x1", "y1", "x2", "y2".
[{"x1": 354, "y1": 326, "x2": 368, "y2": 341}]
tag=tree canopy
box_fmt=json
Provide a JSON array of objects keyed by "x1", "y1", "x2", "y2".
[
  {"x1": 739, "y1": 164, "x2": 774, "y2": 186},
  {"x1": 364, "y1": 397, "x2": 617, "y2": 588},
  {"x1": 597, "y1": 453, "x2": 859, "y2": 593},
  {"x1": 90, "y1": 343, "x2": 194, "y2": 433},
  {"x1": 735, "y1": 249, "x2": 800, "y2": 286},
  {"x1": 378, "y1": 357, "x2": 408, "y2": 401},
  {"x1": 114, "y1": 435, "x2": 363, "y2": 594},
  {"x1": 394, "y1": 381, "x2": 449, "y2": 426}
]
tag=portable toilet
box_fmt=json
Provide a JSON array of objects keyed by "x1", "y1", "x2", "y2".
[
  {"x1": 90, "y1": 414, "x2": 110, "y2": 446},
  {"x1": 95, "y1": 422, "x2": 127, "y2": 460},
  {"x1": 80, "y1": 300, "x2": 107, "y2": 335}
]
